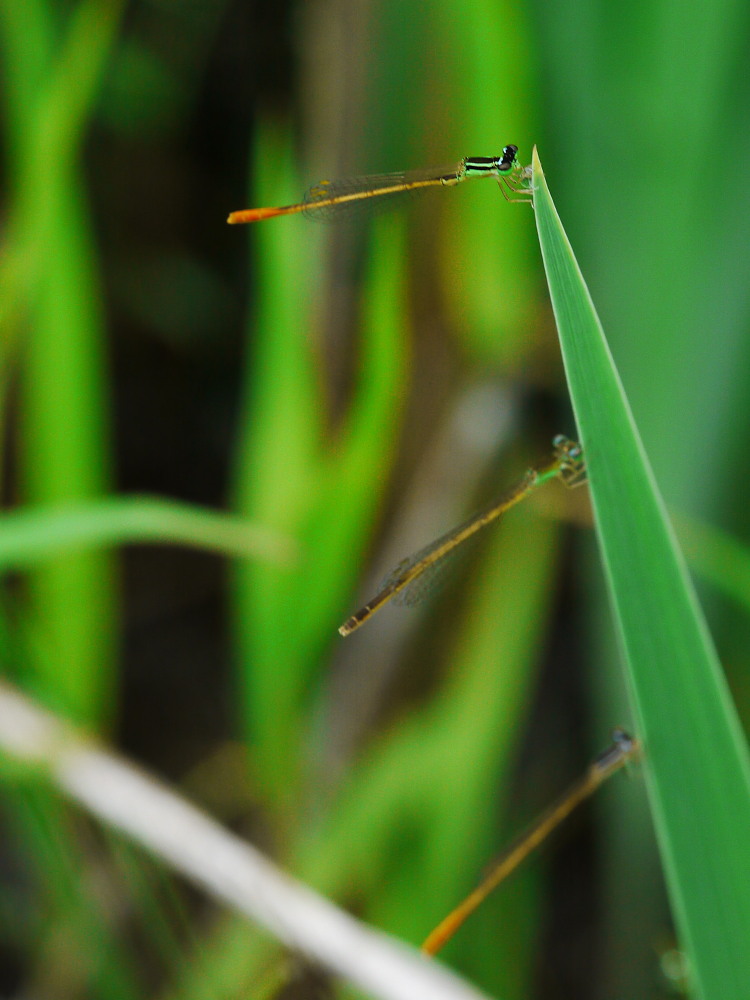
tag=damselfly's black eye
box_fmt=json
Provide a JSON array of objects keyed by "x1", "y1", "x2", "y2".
[{"x1": 500, "y1": 144, "x2": 519, "y2": 170}]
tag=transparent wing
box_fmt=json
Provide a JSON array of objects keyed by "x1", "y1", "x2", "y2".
[
  {"x1": 301, "y1": 164, "x2": 461, "y2": 221},
  {"x1": 377, "y1": 517, "x2": 487, "y2": 609},
  {"x1": 380, "y1": 467, "x2": 541, "y2": 609},
  {"x1": 392, "y1": 537, "x2": 478, "y2": 607}
]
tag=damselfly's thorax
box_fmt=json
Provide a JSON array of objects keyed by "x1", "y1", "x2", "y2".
[{"x1": 461, "y1": 145, "x2": 520, "y2": 179}]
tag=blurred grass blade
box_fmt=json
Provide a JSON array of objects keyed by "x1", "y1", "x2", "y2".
[
  {"x1": 0, "y1": 497, "x2": 291, "y2": 571},
  {"x1": 675, "y1": 512, "x2": 750, "y2": 615},
  {"x1": 0, "y1": 0, "x2": 127, "y2": 353},
  {"x1": 531, "y1": 147, "x2": 750, "y2": 1000},
  {"x1": 431, "y1": 0, "x2": 538, "y2": 365},
  {"x1": 1, "y1": 0, "x2": 127, "y2": 727},
  {"x1": 231, "y1": 121, "x2": 409, "y2": 802}
]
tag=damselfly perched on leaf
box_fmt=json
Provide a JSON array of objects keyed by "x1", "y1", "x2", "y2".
[
  {"x1": 339, "y1": 435, "x2": 585, "y2": 637},
  {"x1": 227, "y1": 145, "x2": 532, "y2": 224}
]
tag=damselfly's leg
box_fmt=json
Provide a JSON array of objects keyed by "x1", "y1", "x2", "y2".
[{"x1": 497, "y1": 172, "x2": 534, "y2": 203}]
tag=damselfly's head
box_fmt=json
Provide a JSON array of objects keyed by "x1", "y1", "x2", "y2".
[
  {"x1": 552, "y1": 435, "x2": 587, "y2": 487},
  {"x1": 498, "y1": 144, "x2": 519, "y2": 171}
]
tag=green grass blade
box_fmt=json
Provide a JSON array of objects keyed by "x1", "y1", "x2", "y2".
[
  {"x1": 231, "y1": 121, "x2": 409, "y2": 803},
  {"x1": 531, "y1": 147, "x2": 750, "y2": 1000},
  {"x1": 428, "y1": 0, "x2": 538, "y2": 363},
  {"x1": 1, "y1": 1, "x2": 127, "y2": 727},
  {"x1": 19, "y1": 179, "x2": 117, "y2": 727},
  {"x1": 0, "y1": 497, "x2": 291, "y2": 571},
  {"x1": 0, "y1": 0, "x2": 127, "y2": 351},
  {"x1": 230, "y1": 121, "x2": 322, "y2": 798},
  {"x1": 676, "y1": 513, "x2": 750, "y2": 615}
]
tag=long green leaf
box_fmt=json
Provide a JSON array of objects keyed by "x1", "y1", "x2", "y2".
[
  {"x1": 531, "y1": 147, "x2": 750, "y2": 999},
  {"x1": 0, "y1": 497, "x2": 290, "y2": 570},
  {"x1": 3, "y1": 1, "x2": 127, "y2": 727}
]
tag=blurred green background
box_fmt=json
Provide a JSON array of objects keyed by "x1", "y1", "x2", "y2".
[{"x1": 1, "y1": 0, "x2": 748, "y2": 998}]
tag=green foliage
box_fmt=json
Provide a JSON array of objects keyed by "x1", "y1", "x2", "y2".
[
  {"x1": 0, "y1": 1, "x2": 749, "y2": 999},
  {"x1": 230, "y1": 122, "x2": 411, "y2": 804},
  {"x1": 532, "y1": 148, "x2": 750, "y2": 999},
  {"x1": 0, "y1": 498, "x2": 290, "y2": 571}
]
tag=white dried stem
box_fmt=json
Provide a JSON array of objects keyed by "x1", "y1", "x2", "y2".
[{"x1": 0, "y1": 680, "x2": 491, "y2": 1000}]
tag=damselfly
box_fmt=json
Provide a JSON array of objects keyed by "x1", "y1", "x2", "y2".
[
  {"x1": 227, "y1": 145, "x2": 531, "y2": 224},
  {"x1": 422, "y1": 728, "x2": 640, "y2": 956},
  {"x1": 338, "y1": 435, "x2": 586, "y2": 637}
]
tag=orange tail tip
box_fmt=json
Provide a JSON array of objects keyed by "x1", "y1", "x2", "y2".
[
  {"x1": 227, "y1": 206, "x2": 279, "y2": 224},
  {"x1": 227, "y1": 203, "x2": 306, "y2": 224},
  {"x1": 421, "y1": 919, "x2": 457, "y2": 956}
]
